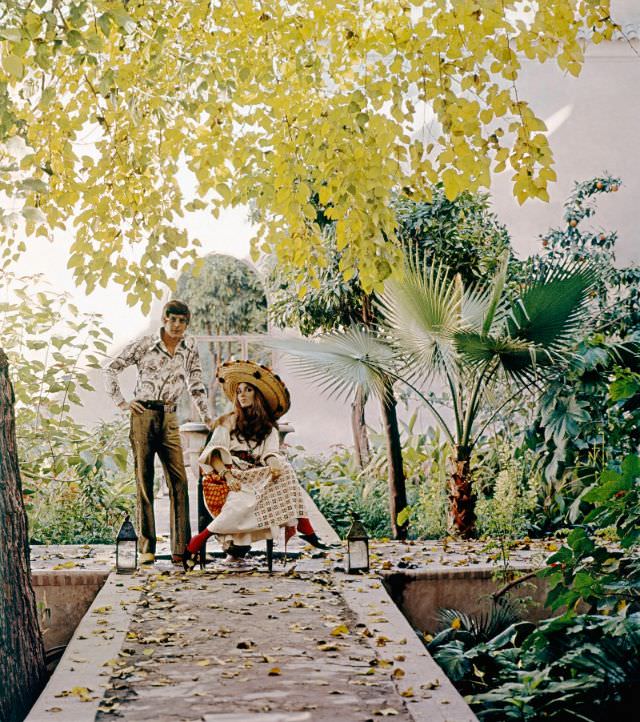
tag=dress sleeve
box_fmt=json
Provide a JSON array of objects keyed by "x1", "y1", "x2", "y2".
[
  {"x1": 198, "y1": 424, "x2": 233, "y2": 468},
  {"x1": 260, "y1": 428, "x2": 283, "y2": 463}
]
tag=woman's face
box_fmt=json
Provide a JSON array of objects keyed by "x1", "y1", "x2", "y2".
[{"x1": 236, "y1": 382, "x2": 255, "y2": 409}]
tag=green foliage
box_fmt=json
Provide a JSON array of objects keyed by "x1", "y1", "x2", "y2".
[
  {"x1": 292, "y1": 444, "x2": 392, "y2": 539},
  {"x1": 395, "y1": 188, "x2": 511, "y2": 285},
  {"x1": 400, "y1": 424, "x2": 450, "y2": 539},
  {"x1": 0, "y1": 271, "x2": 134, "y2": 542},
  {"x1": 516, "y1": 177, "x2": 640, "y2": 530},
  {"x1": 475, "y1": 439, "x2": 539, "y2": 538},
  {"x1": 176, "y1": 253, "x2": 267, "y2": 336},
  {"x1": 294, "y1": 415, "x2": 452, "y2": 540},
  {"x1": 540, "y1": 454, "x2": 640, "y2": 616},
  {"x1": 433, "y1": 600, "x2": 522, "y2": 648},
  {"x1": 268, "y1": 250, "x2": 596, "y2": 536},
  {"x1": 428, "y1": 454, "x2": 640, "y2": 719},
  {"x1": 468, "y1": 613, "x2": 640, "y2": 721},
  {"x1": 518, "y1": 175, "x2": 638, "y2": 339},
  {"x1": 27, "y1": 419, "x2": 135, "y2": 544},
  {"x1": 267, "y1": 188, "x2": 512, "y2": 336},
  {"x1": 270, "y1": 255, "x2": 596, "y2": 440},
  {"x1": 265, "y1": 226, "x2": 366, "y2": 335}
]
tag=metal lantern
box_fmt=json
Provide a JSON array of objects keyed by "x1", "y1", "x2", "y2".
[
  {"x1": 346, "y1": 514, "x2": 369, "y2": 573},
  {"x1": 116, "y1": 515, "x2": 138, "y2": 574}
]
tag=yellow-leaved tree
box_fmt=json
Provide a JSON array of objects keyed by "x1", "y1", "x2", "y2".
[
  {"x1": 0, "y1": 0, "x2": 613, "y2": 303},
  {"x1": 0, "y1": 2, "x2": 615, "y2": 719}
]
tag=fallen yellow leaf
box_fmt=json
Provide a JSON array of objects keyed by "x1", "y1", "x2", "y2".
[
  {"x1": 421, "y1": 678, "x2": 441, "y2": 690},
  {"x1": 54, "y1": 686, "x2": 94, "y2": 702},
  {"x1": 317, "y1": 643, "x2": 339, "y2": 651},
  {"x1": 268, "y1": 667, "x2": 282, "y2": 676},
  {"x1": 52, "y1": 561, "x2": 78, "y2": 570},
  {"x1": 330, "y1": 624, "x2": 349, "y2": 637}
]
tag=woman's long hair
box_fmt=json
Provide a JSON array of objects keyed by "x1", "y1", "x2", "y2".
[{"x1": 233, "y1": 384, "x2": 277, "y2": 444}]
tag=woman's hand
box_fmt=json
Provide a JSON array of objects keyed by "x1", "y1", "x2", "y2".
[
  {"x1": 266, "y1": 457, "x2": 284, "y2": 481},
  {"x1": 224, "y1": 470, "x2": 242, "y2": 492}
]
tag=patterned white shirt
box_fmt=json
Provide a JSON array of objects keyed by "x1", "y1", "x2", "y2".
[{"x1": 104, "y1": 330, "x2": 211, "y2": 423}]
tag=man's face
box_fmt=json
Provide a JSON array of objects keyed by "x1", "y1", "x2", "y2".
[{"x1": 162, "y1": 313, "x2": 189, "y2": 341}]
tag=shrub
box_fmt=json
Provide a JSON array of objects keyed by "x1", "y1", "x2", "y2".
[
  {"x1": 475, "y1": 440, "x2": 539, "y2": 538},
  {"x1": 26, "y1": 419, "x2": 135, "y2": 545}
]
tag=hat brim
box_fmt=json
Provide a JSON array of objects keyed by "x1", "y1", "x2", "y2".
[{"x1": 217, "y1": 361, "x2": 290, "y2": 419}]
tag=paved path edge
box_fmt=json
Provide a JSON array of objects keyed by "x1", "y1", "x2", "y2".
[
  {"x1": 25, "y1": 572, "x2": 143, "y2": 722},
  {"x1": 338, "y1": 573, "x2": 479, "y2": 722}
]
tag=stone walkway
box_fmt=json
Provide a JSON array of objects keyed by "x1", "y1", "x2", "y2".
[
  {"x1": 95, "y1": 569, "x2": 416, "y2": 722},
  {"x1": 27, "y1": 557, "x2": 477, "y2": 722},
  {"x1": 27, "y1": 472, "x2": 556, "y2": 722}
]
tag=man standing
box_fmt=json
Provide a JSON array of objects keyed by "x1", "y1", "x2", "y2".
[{"x1": 104, "y1": 300, "x2": 213, "y2": 564}]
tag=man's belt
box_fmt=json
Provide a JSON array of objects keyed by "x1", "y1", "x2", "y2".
[{"x1": 138, "y1": 400, "x2": 177, "y2": 413}]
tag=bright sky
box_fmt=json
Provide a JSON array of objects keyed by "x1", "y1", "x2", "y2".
[{"x1": 12, "y1": 203, "x2": 254, "y2": 349}]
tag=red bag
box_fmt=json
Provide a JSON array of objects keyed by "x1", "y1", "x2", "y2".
[{"x1": 202, "y1": 472, "x2": 229, "y2": 517}]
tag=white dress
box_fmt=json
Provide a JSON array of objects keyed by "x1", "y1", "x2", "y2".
[{"x1": 198, "y1": 423, "x2": 306, "y2": 549}]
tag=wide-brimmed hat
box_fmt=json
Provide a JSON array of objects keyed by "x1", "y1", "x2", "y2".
[{"x1": 217, "y1": 360, "x2": 290, "y2": 419}]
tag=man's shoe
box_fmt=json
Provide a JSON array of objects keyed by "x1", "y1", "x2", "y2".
[{"x1": 140, "y1": 552, "x2": 155, "y2": 565}]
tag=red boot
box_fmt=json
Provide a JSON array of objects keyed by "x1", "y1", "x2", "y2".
[
  {"x1": 183, "y1": 528, "x2": 213, "y2": 571},
  {"x1": 296, "y1": 518, "x2": 335, "y2": 550}
]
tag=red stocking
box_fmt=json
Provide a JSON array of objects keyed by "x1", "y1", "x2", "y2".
[
  {"x1": 296, "y1": 517, "x2": 315, "y2": 535},
  {"x1": 187, "y1": 528, "x2": 213, "y2": 553}
]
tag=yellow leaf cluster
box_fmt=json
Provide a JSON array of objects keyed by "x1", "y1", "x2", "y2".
[{"x1": 0, "y1": 0, "x2": 613, "y2": 303}]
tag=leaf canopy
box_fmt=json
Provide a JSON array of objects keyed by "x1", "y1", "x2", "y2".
[{"x1": 0, "y1": 0, "x2": 615, "y2": 306}]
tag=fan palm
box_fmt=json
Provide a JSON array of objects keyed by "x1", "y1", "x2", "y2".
[{"x1": 265, "y1": 253, "x2": 596, "y2": 537}]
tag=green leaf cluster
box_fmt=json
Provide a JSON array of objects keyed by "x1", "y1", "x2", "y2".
[{"x1": 0, "y1": 270, "x2": 133, "y2": 531}]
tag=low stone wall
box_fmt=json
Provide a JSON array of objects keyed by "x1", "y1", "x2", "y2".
[
  {"x1": 32, "y1": 570, "x2": 109, "y2": 652},
  {"x1": 382, "y1": 565, "x2": 551, "y2": 633}
]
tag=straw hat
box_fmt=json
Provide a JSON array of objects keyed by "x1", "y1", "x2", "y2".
[{"x1": 217, "y1": 360, "x2": 291, "y2": 419}]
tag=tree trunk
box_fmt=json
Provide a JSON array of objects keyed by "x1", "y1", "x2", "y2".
[
  {"x1": 380, "y1": 382, "x2": 407, "y2": 540},
  {"x1": 0, "y1": 349, "x2": 47, "y2": 722},
  {"x1": 448, "y1": 445, "x2": 476, "y2": 538},
  {"x1": 350, "y1": 387, "x2": 370, "y2": 468}
]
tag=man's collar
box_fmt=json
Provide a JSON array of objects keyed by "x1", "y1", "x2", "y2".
[{"x1": 156, "y1": 328, "x2": 188, "y2": 351}]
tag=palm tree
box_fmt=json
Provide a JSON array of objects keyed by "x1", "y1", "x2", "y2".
[{"x1": 265, "y1": 253, "x2": 596, "y2": 537}]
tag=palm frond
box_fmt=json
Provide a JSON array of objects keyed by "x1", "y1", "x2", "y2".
[
  {"x1": 458, "y1": 252, "x2": 510, "y2": 336},
  {"x1": 453, "y1": 332, "x2": 530, "y2": 366},
  {"x1": 259, "y1": 327, "x2": 395, "y2": 402},
  {"x1": 454, "y1": 331, "x2": 550, "y2": 387},
  {"x1": 508, "y1": 261, "x2": 597, "y2": 356},
  {"x1": 377, "y1": 258, "x2": 462, "y2": 382},
  {"x1": 437, "y1": 599, "x2": 521, "y2": 645},
  {"x1": 482, "y1": 251, "x2": 509, "y2": 336}
]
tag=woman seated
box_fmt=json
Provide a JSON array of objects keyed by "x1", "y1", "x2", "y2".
[{"x1": 183, "y1": 360, "x2": 328, "y2": 569}]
